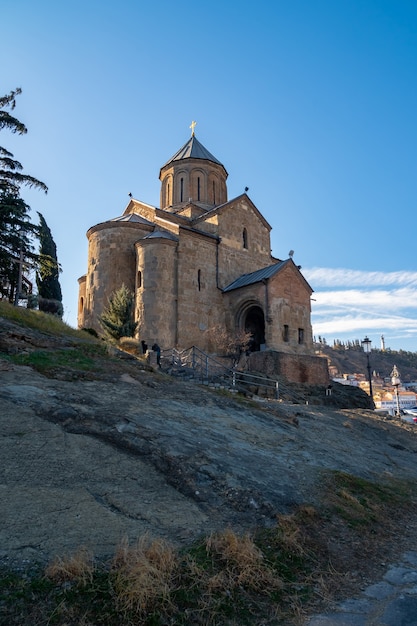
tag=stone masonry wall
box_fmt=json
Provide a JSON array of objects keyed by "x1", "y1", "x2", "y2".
[
  {"x1": 248, "y1": 350, "x2": 329, "y2": 385},
  {"x1": 135, "y1": 238, "x2": 178, "y2": 348},
  {"x1": 200, "y1": 199, "x2": 273, "y2": 288},
  {"x1": 80, "y1": 222, "x2": 152, "y2": 331},
  {"x1": 176, "y1": 231, "x2": 224, "y2": 348},
  {"x1": 267, "y1": 265, "x2": 313, "y2": 353}
]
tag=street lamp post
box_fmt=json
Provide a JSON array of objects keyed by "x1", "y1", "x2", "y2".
[
  {"x1": 361, "y1": 336, "x2": 374, "y2": 402},
  {"x1": 391, "y1": 365, "x2": 401, "y2": 418}
]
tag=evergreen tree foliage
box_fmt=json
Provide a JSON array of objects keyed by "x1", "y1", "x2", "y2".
[
  {"x1": 0, "y1": 194, "x2": 38, "y2": 300},
  {"x1": 36, "y1": 212, "x2": 63, "y2": 316},
  {"x1": 99, "y1": 284, "x2": 138, "y2": 342},
  {"x1": 0, "y1": 88, "x2": 47, "y2": 196},
  {"x1": 0, "y1": 88, "x2": 48, "y2": 303}
]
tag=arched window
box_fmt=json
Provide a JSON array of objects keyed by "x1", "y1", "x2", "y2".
[
  {"x1": 197, "y1": 177, "x2": 201, "y2": 201},
  {"x1": 243, "y1": 228, "x2": 248, "y2": 249},
  {"x1": 79, "y1": 297, "x2": 84, "y2": 313},
  {"x1": 137, "y1": 270, "x2": 142, "y2": 288},
  {"x1": 180, "y1": 178, "x2": 184, "y2": 202},
  {"x1": 197, "y1": 269, "x2": 201, "y2": 291},
  {"x1": 212, "y1": 180, "x2": 216, "y2": 204}
]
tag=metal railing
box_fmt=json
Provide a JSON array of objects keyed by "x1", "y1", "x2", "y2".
[{"x1": 161, "y1": 346, "x2": 279, "y2": 399}]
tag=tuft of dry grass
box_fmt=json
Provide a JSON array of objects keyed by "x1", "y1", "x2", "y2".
[
  {"x1": 111, "y1": 534, "x2": 178, "y2": 615},
  {"x1": 118, "y1": 336, "x2": 142, "y2": 357},
  {"x1": 205, "y1": 528, "x2": 282, "y2": 593},
  {"x1": 275, "y1": 513, "x2": 307, "y2": 557},
  {"x1": 44, "y1": 547, "x2": 95, "y2": 586}
]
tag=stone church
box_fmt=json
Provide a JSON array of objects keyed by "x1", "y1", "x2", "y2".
[{"x1": 78, "y1": 128, "x2": 325, "y2": 380}]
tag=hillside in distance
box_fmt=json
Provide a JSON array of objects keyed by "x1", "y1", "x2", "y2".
[{"x1": 317, "y1": 342, "x2": 417, "y2": 384}]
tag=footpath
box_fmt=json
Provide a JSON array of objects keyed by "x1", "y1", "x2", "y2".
[{"x1": 306, "y1": 550, "x2": 417, "y2": 625}]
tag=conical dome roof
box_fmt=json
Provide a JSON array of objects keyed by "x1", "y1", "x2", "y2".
[
  {"x1": 159, "y1": 132, "x2": 228, "y2": 210},
  {"x1": 162, "y1": 134, "x2": 225, "y2": 169}
]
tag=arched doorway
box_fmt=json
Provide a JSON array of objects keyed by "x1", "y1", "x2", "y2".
[{"x1": 243, "y1": 305, "x2": 265, "y2": 352}]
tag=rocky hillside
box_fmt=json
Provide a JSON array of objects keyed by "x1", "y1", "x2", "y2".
[{"x1": 2, "y1": 303, "x2": 417, "y2": 623}]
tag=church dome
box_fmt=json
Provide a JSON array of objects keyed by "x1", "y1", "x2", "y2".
[
  {"x1": 159, "y1": 131, "x2": 228, "y2": 211},
  {"x1": 162, "y1": 135, "x2": 226, "y2": 169}
]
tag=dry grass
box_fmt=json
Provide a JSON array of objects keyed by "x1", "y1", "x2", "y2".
[
  {"x1": 118, "y1": 336, "x2": 142, "y2": 356},
  {"x1": 110, "y1": 534, "x2": 178, "y2": 615},
  {"x1": 275, "y1": 513, "x2": 308, "y2": 557},
  {"x1": 6, "y1": 483, "x2": 417, "y2": 626},
  {"x1": 44, "y1": 547, "x2": 95, "y2": 585},
  {"x1": 0, "y1": 299, "x2": 85, "y2": 338},
  {"x1": 205, "y1": 528, "x2": 283, "y2": 593}
]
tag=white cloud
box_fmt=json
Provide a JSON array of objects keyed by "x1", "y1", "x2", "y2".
[
  {"x1": 304, "y1": 267, "x2": 417, "y2": 350},
  {"x1": 304, "y1": 268, "x2": 417, "y2": 289},
  {"x1": 313, "y1": 288, "x2": 417, "y2": 312}
]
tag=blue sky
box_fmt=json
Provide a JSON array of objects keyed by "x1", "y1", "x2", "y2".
[{"x1": 3, "y1": 0, "x2": 417, "y2": 351}]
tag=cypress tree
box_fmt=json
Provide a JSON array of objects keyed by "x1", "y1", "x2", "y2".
[{"x1": 36, "y1": 212, "x2": 63, "y2": 316}]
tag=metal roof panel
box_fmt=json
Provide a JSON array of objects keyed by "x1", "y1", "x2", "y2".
[{"x1": 223, "y1": 261, "x2": 287, "y2": 292}]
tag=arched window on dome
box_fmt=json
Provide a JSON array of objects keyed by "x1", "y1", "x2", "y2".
[
  {"x1": 180, "y1": 178, "x2": 184, "y2": 202},
  {"x1": 137, "y1": 270, "x2": 142, "y2": 289},
  {"x1": 197, "y1": 269, "x2": 202, "y2": 291}
]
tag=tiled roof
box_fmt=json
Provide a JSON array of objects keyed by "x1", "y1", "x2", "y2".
[{"x1": 223, "y1": 261, "x2": 287, "y2": 292}]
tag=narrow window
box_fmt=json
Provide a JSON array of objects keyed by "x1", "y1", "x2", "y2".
[
  {"x1": 137, "y1": 270, "x2": 142, "y2": 288},
  {"x1": 79, "y1": 297, "x2": 84, "y2": 313},
  {"x1": 298, "y1": 328, "x2": 304, "y2": 344},
  {"x1": 167, "y1": 183, "x2": 170, "y2": 205},
  {"x1": 197, "y1": 177, "x2": 200, "y2": 201},
  {"x1": 283, "y1": 325, "x2": 289, "y2": 342},
  {"x1": 197, "y1": 269, "x2": 201, "y2": 291},
  {"x1": 212, "y1": 180, "x2": 216, "y2": 204},
  {"x1": 243, "y1": 228, "x2": 248, "y2": 249},
  {"x1": 180, "y1": 178, "x2": 184, "y2": 202}
]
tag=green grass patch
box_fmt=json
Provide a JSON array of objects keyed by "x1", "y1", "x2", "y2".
[
  {"x1": 9, "y1": 345, "x2": 107, "y2": 377},
  {"x1": 324, "y1": 471, "x2": 414, "y2": 529},
  {"x1": 0, "y1": 299, "x2": 95, "y2": 340}
]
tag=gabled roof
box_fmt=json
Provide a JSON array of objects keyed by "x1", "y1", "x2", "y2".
[
  {"x1": 223, "y1": 258, "x2": 313, "y2": 294},
  {"x1": 192, "y1": 193, "x2": 272, "y2": 231},
  {"x1": 162, "y1": 134, "x2": 225, "y2": 170}
]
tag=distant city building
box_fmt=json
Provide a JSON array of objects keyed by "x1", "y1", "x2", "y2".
[
  {"x1": 381, "y1": 334, "x2": 386, "y2": 351},
  {"x1": 374, "y1": 390, "x2": 417, "y2": 413}
]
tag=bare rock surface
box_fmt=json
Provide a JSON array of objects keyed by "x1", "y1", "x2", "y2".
[{"x1": 2, "y1": 358, "x2": 417, "y2": 567}]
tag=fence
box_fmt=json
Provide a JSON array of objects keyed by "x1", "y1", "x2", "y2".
[{"x1": 161, "y1": 346, "x2": 279, "y2": 399}]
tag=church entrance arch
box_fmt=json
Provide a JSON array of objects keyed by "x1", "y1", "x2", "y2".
[{"x1": 237, "y1": 303, "x2": 265, "y2": 352}]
